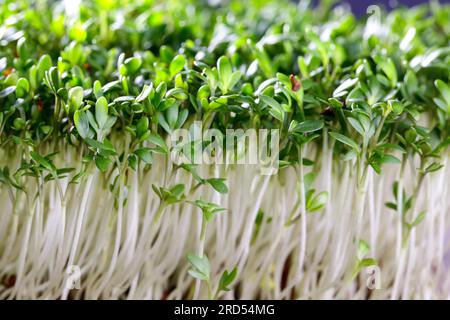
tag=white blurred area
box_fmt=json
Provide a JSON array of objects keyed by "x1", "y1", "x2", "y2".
[{"x1": 64, "y1": 0, "x2": 80, "y2": 19}]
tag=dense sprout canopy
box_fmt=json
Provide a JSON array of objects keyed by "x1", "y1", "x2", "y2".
[{"x1": 0, "y1": 0, "x2": 448, "y2": 158}]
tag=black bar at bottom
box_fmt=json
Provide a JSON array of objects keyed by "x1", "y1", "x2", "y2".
[{"x1": 0, "y1": 300, "x2": 441, "y2": 319}]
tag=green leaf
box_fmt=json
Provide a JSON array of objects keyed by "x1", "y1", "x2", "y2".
[
  {"x1": 435, "y1": 80, "x2": 450, "y2": 110},
  {"x1": 405, "y1": 128, "x2": 417, "y2": 144},
  {"x1": 123, "y1": 57, "x2": 142, "y2": 75},
  {"x1": 388, "y1": 100, "x2": 404, "y2": 115},
  {"x1": 166, "y1": 105, "x2": 179, "y2": 128},
  {"x1": 306, "y1": 191, "x2": 328, "y2": 212},
  {"x1": 297, "y1": 56, "x2": 309, "y2": 78},
  {"x1": 191, "y1": 199, "x2": 226, "y2": 222},
  {"x1": 16, "y1": 37, "x2": 28, "y2": 60},
  {"x1": 13, "y1": 118, "x2": 26, "y2": 130},
  {"x1": 154, "y1": 82, "x2": 167, "y2": 105},
  {"x1": 377, "y1": 57, "x2": 397, "y2": 87},
  {"x1": 30, "y1": 151, "x2": 55, "y2": 171},
  {"x1": 423, "y1": 162, "x2": 443, "y2": 173},
  {"x1": 381, "y1": 154, "x2": 401, "y2": 164},
  {"x1": 147, "y1": 133, "x2": 168, "y2": 154},
  {"x1": 261, "y1": 95, "x2": 284, "y2": 122},
  {"x1": 114, "y1": 96, "x2": 134, "y2": 103},
  {"x1": 170, "y1": 54, "x2": 186, "y2": 77},
  {"x1": 16, "y1": 78, "x2": 30, "y2": 98},
  {"x1": 291, "y1": 120, "x2": 324, "y2": 133},
  {"x1": 328, "y1": 97, "x2": 343, "y2": 108},
  {"x1": 102, "y1": 80, "x2": 120, "y2": 93},
  {"x1": 176, "y1": 109, "x2": 189, "y2": 128},
  {"x1": 103, "y1": 116, "x2": 117, "y2": 131},
  {"x1": 411, "y1": 211, "x2": 426, "y2": 227},
  {"x1": 217, "y1": 56, "x2": 233, "y2": 93},
  {"x1": 359, "y1": 258, "x2": 377, "y2": 268},
  {"x1": 128, "y1": 154, "x2": 137, "y2": 170},
  {"x1": 385, "y1": 202, "x2": 397, "y2": 210},
  {"x1": 68, "y1": 86, "x2": 84, "y2": 110},
  {"x1": 86, "y1": 110, "x2": 99, "y2": 132},
  {"x1": 136, "y1": 117, "x2": 149, "y2": 139},
  {"x1": 152, "y1": 184, "x2": 162, "y2": 198},
  {"x1": 329, "y1": 132, "x2": 360, "y2": 151},
  {"x1": 44, "y1": 66, "x2": 60, "y2": 93},
  {"x1": 188, "y1": 269, "x2": 209, "y2": 281},
  {"x1": 357, "y1": 240, "x2": 370, "y2": 260},
  {"x1": 206, "y1": 178, "x2": 228, "y2": 194},
  {"x1": 218, "y1": 267, "x2": 238, "y2": 292},
  {"x1": 93, "y1": 80, "x2": 103, "y2": 99},
  {"x1": 169, "y1": 184, "x2": 185, "y2": 198},
  {"x1": 254, "y1": 46, "x2": 273, "y2": 77},
  {"x1": 74, "y1": 110, "x2": 90, "y2": 139},
  {"x1": 135, "y1": 84, "x2": 153, "y2": 102},
  {"x1": 347, "y1": 117, "x2": 365, "y2": 136},
  {"x1": 218, "y1": 56, "x2": 231, "y2": 83},
  {"x1": 95, "y1": 155, "x2": 111, "y2": 172},
  {"x1": 228, "y1": 71, "x2": 242, "y2": 91},
  {"x1": 333, "y1": 78, "x2": 358, "y2": 97},
  {"x1": 134, "y1": 148, "x2": 153, "y2": 164},
  {"x1": 95, "y1": 96, "x2": 109, "y2": 129},
  {"x1": 85, "y1": 138, "x2": 116, "y2": 155},
  {"x1": 69, "y1": 22, "x2": 87, "y2": 42},
  {"x1": 37, "y1": 54, "x2": 52, "y2": 80},
  {"x1": 57, "y1": 87, "x2": 68, "y2": 101},
  {"x1": 153, "y1": 184, "x2": 185, "y2": 205},
  {"x1": 187, "y1": 253, "x2": 210, "y2": 282}
]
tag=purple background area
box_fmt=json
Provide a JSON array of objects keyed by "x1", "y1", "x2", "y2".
[{"x1": 325, "y1": 0, "x2": 450, "y2": 15}]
